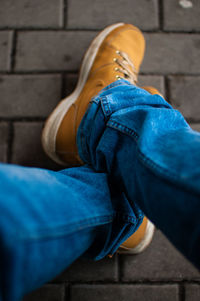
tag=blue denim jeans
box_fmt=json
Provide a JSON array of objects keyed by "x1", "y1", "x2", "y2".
[
  {"x1": 0, "y1": 79, "x2": 200, "y2": 300},
  {"x1": 78, "y1": 79, "x2": 200, "y2": 269},
  {"x1": 0, "y1": 163, "x2": 143, "y2": 301}
]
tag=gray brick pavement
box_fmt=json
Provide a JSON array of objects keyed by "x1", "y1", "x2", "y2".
[
  {"x1": 142, "y1": 33, "x2": 200, "y2": 74},
  {"x1": 169, "y1": 76, "x2": 200, "y2": 121},
  {"x1": 185, "y1": 284, "x2": 200, "y2": 301},
  {"x1": 163, "y1": 0, "x2": 200, "y2": 32},
  {"x1": 23, "y1": 284, "x2": 65, "y2": 301},
  {"x1": 67, "y1": 0, "x2": 159, "y2": 30},
  {"x1": 138, "y1": 75, "x2": 165, "y2": 96},
  {"x1": 71, "y1": 284, "x2": 179, "y2": 301},
  {"x1": 121, "y1": 230, "x2": 200, "y2": 282},
  {"x1": 0, "y1": 1, "x2": 200, "y2": 301},
  {"x1": 0, "y1": 0, "x2": 63, "y2": 28},
  {"x1": 0, "y1": 75, "x2": 61, "y2": 117},
  {"x1": 16, "y1": 31, "x2": 97, "y2": 71},
  {"x1": 12, "y1": 122, "x2": 60, "y2": 169},
  {"x1": 0, "y1": 122, "x2": 8, "y2": 162},
  {"x1": 54, "y1": 256, "x2": 118, "y2": 282},
  {"x1": 0, "y1": 31, "x2": 12, "y2": 71},
  {"x1": 63, "y1": 73, "x2": 78, "y2": 96},
  {"x1": 16, "y1": 32, "x2": 200, "y2": 74}
]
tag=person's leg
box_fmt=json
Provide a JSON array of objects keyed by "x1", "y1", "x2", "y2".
[
  {"x1": 77, "y1": 79, "x2": 200, "y2": 269},
  {"x1": 41, "y1": 23, "x2": 155, "y2": 255},
  {"x1": 0, "y1": 163, "x2": 142, "y2": 301}
]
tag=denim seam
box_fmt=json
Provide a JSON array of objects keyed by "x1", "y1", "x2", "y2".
[
  {"x1": 115, "y1": 211, "x2": 139, "y2": 223},
  {"x1": 78, "y1": 119, "x2": 91, "y2": 164},
  {"x1": 101, "y1": 96, "x2": 112, "y2": 116},
  {"x1": 80, "y1": 129, "x2": 88, "y2": 163},
  {"x1": 107, "y1": 120, "x2": 139, "y2": 141}
]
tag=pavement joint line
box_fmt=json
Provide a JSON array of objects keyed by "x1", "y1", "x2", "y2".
[
  {"x1": 66, "y1": 284, "x2": 71, "y2": 301},
  {"x1": 164, "y1": 75, "x2": 171, "y2": 103},
  {"x1": 0, "y1": 118, "x2": 46, "y2": 122},
  {"x1": 61, "y1": 73, "x2": 67, "y2": 99},
  {"x1": 178, "y1": 283, "x2": 185, "y2": 301},
  {"x1": 63, "y1": 0, "x2": 68, "y2": 29},
  {"x1": 158, "y1": 0, "x2": 164, "y2": 31},
  {"x1": 116, "y1": 254, "x2": 121, "y2": 282},
  {"x1": 54, "y1": 280, "x2": 200, "y2": 285},
  {"x1": 0, "y1": 72, "x2": 200, "y2": 76},
  {"x1": 0, "y1": 28, "x2": 200, "y2": 34},
  {"x1": 10, "y1": 30, "x2": 17, "y2": 71},
  {"x1": 7, "y1": 121, "x2": 14, "y2": 164}
]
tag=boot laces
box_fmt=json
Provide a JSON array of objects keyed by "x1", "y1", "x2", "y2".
[{"x1": 113, "y1": 50, "x2": 138, "y2": 85}]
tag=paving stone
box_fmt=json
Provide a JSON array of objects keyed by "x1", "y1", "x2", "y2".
[
  {"x1": 54, "y1": 256, "x2": 118, "y2": 282},
  {"x1": 0, "y1": 0, "x2": 63, "y2": 28},
  {"x1": 185, "y1": 284, "x2": 200, "y2": 301},
  {"x1": 63, "y1": 73, "x2": 78, "y2": 97},
  {"x1": 163, "y1": 0, "x2": 200, "y2": 31},
  {"x1": 141, "y1": 34, "x2": 200, "y2": 74},
  {"x1": 16, "y1": 31, "x2": 97, "y2": 71},
  {"x1": 138, "y1": 75, "x2": 165, "y2": 96},
  {"x1": 71, "y1": 284, "x2": 179, "y2": 301},
  {"x1": 0, "y1": 122, "x2": 9, "y2": 162},
  {"x1": 12, "y1": 122, "x2": 60, "y2": 169},
  {"x1": 121, "y1": 230, "x2": 200, "y2": 281},
  {"x1": 0, "y1": 75, "x2": 61, "y2": 117},
  {"x1": 67, "y1": 0, "x2": 159, "y2": 30},
  {"x1": 168, "y1": 76, "x2": 200, "y2": 121},
  {"x1": 0, "y1": 31, "x2": 12, "y2": 71},
  {"x1": 17, "y1": 32, "x2": 200, "y2": 74},
  {"x1": 23, "y1": 284, "x2": 65, "y2": 301}
]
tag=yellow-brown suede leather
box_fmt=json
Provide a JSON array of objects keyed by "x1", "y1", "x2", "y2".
[
  {"x1": 56, "y1": 24, "x2": 145, "y2": 166},
  {"x1": 121, "y1": 217, "x2": 148, "y2": 249}
]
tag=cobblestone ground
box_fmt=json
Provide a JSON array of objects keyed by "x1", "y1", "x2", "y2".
[{"x1": 0, "y1": 0, "x2": 200, "y2": 300}]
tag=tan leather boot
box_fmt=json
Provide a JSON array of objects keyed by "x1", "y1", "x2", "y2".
[
  {"x1": 42, "y1": 23, "x2": 155, "y2": 255},
  {"x1": 42, "y1": 23, "x2": 145, "y2": 166}
]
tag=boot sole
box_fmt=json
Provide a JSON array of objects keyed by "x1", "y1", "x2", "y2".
[
  {"x1": 42, "y1": 23, "x2": 125, "y2": 165},
  {"x1": 118, "y1": 220, "x2": 155, "y2": 254}
]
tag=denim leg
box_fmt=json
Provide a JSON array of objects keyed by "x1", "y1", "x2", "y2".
[
  {"x1": 77, "y1": 79, "x2": 200, "y2": 269},
  {"x1": 0, "y1": 163, "x2": 141, "y2": 301}
]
